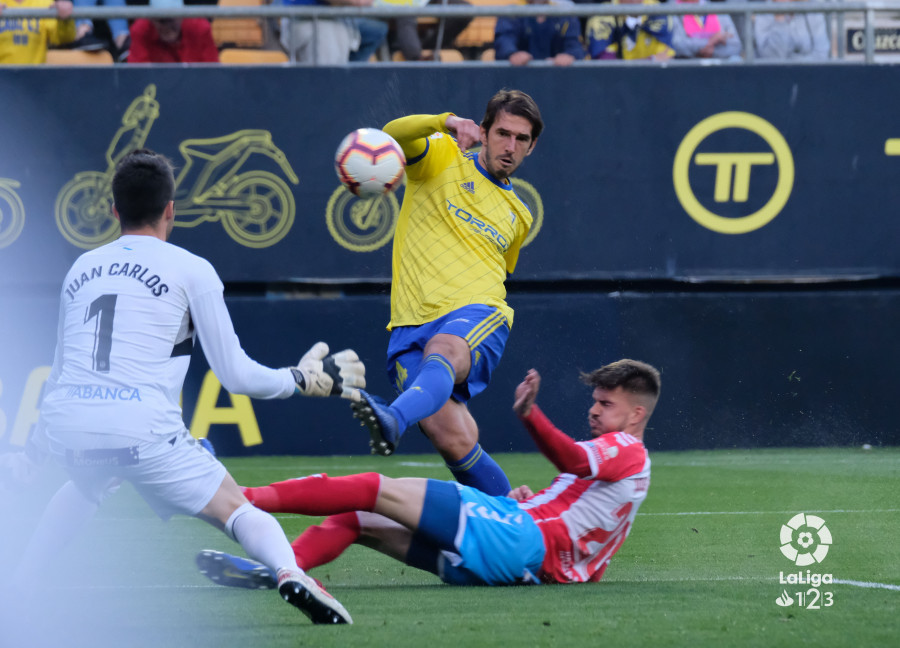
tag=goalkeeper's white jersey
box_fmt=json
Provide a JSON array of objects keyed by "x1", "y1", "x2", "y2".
[{"x1": 39, "y1": 235, "x2": 294, "y2": 441}]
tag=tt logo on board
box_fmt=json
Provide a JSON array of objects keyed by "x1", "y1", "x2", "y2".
[{"x1": 673, "y1": 112, "x2": 795, "y2": 234}]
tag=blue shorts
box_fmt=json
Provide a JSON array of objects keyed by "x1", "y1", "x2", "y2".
[
  {"x1": 409, "y1": 480, "x2": 545, "y2": 586},
  {"x1": 386, "y1": 305, "x2": 509, "y2": 404}
]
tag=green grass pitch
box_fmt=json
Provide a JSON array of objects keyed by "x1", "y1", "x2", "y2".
[{"x1": 3, "y1": 447, "x2": 898, "y2": 647}]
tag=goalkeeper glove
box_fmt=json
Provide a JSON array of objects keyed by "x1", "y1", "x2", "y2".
[{"x1": 291, "y1": 341, "x2": 366, "y2": 401}]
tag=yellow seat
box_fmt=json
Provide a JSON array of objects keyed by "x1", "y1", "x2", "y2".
[
  {"x1": 455, "y1": 0, "x2": 523, "y2": 49},
  {"x1": 45, "y1": 49, "x2": 114, "y2": 65},
  {"x1": 219, "y1": 48, "x2": 289, "y2": 64},
  {"x1": 212, "y1": 0, "x2": 266, "y2": 49},
  {"x1": 455, "y1": 17, "x2": 497, "y2": 49}
]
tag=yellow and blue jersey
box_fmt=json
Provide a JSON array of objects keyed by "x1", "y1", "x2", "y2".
[
  {"x1": 586, "y1": 0, "x2": 674, "y2": 60},
  {"x1": 0, "y1": 0, "x2": 76, "y2": 65},
  {"x1": 383, "y1": 113, "x2": 533, "y2": 330}
]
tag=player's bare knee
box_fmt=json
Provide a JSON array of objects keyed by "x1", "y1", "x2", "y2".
[
  {"x1": 375, "y1": 477, "x2": 427, "y2": 526},
  {"x1": 424, "y1": 334, "x2": 471, "y2": 378},
  {"x1": 199, "y1": 473, "x2": 248, "y2": 525},
  {"x1": 430, "y1": 432, "x2": 480, "y2": 463},
  {"x1": 421, "y1": 411, "x2": 479, "y2": 458}
]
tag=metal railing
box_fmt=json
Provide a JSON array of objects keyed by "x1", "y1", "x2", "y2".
[{"x1": 4, "y1": 1, "x2": 900, "y2": 63}]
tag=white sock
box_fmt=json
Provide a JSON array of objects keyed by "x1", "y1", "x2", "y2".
[
  {"x1": 12, "y1": 481, "x2": 100, "y2": 589},
  {"x1": 224, "y1": 502, "x2": 299, "y2": 574}
]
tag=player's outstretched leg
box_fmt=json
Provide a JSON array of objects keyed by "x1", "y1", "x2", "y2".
[
  {"x1": 196, "y1": 549, "x2": 276, "y2": 590},
  {"x1": 219, "y1": 492, "x2": 352, "y2": 624},
  {"x1": 277, "y1": 568, "x2": 353, "y2": 624},
  {"x1": 352, "y1": 390, "x2": 401, "y2": 456}
]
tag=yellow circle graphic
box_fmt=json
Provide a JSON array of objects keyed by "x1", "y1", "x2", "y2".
[
  {"x1": 218, "y1": 171, "x2": 296, "y2": 248},
  {"x1": 673, "y1": 112, "x2": 794, "y2": 234},
  {"x1": 510, "y1": 178, "x2": 544, "y2": 248},
  {"x1": 55, "y1": 171, "x2": 119, "y2": 249},
  {"x1": 0, "y1": 179, "x2": 25, "y2": 249},
  {"x1": 326, "y1": 185, "x2": 400, "y2": 252}
]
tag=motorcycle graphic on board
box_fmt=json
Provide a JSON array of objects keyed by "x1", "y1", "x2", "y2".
[
  {"x1": 0, "y1": 178, "x2": 25, "y2": 249},
  {"x1": 55, "y1": 85, "x2": 299, "y2": 250}
]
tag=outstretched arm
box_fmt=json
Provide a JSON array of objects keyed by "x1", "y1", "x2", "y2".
[
  {"x1": 383, "y1": 113, "x2": 455, "y2": 159},
  {"x1": 515, "y1": 370, "x2": 592, "y2": 477},
  {"x1": 191, "y1": 290, "x2": 364, "y2": 400},
  {"x1": 512, "y1": 368, "x2": 540, "y2": 417},
  {"x1": 190, "y1": 289, "x2": 298, "y2": 399}
]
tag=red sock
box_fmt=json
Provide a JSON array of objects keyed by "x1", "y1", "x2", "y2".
[
  {"x1": 243, "y1": 472, "x2": 381, "y2": 515},
  {"x1": 292, "y1": 512, "x2": 361, "y2": 570}
]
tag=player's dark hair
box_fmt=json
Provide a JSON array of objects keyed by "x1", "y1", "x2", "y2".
[
  {"x1": 112, "y1": 149, "x2": 176, "y2": 231},
  {"x1": 581, "y1": 359, "x2": 661, "y2": 414},
  {"x1": 481, "y1": 89, "x2": 544, "y2": 140}
]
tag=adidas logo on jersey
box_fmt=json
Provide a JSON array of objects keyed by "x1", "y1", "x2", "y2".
[{"x1": 460, "y1": 181, "x2": 475, "y2": 194}]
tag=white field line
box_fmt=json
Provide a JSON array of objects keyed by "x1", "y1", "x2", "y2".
[
  {"x1": 651, "y1": 455, "x2": 900, "y2": 467},
  {"x1": 223, "y1": 461, "x2": 446, "y2": 471},
  {"x1": 13, "y1": 508, "x2": 897, "y2": 523},
  {"x1": 640, "y1": 509, "x2": 900, "y2": 516},
  {"x1": 45, "y1": 575, "x2": 900, "y2": 592},
  {"x1": 832, "y1": 579, "x2": 900, "y2": 591},
  {"x1": 612, "y1": 576, "x2": 900, "y2": 592}
]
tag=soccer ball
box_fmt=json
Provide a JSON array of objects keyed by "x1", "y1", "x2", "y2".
[{"x1": 334, "y1": 128, "x2": 406, "y2": 199}]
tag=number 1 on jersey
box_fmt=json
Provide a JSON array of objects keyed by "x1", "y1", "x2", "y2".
[{"x1": 86, "y1": 294, "x2": 117, "y2": 373}]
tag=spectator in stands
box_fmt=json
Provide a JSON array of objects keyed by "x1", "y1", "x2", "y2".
[
  {"x1": 586, "y1": 0, "x2": 674, "y2": 60},
  {"x1": 280, "y1": 0, "x2": 388, "y2": 63},
  {"x1": 753, "y1": 0, "x2": 830, "y2": 60},
  {"x1": 494, "y1": 0, "x2": 585, "y2": 66},
  {"x1": 0, "y1": 0, "x2": 76, "y2": 64},
  {"x1": 353, "y1": 14, "x2": 389, "y2": 62},
  {"x1": 392, "y1": 0, "x2": 471, "y2": 61},
  {"x1": 670, "y1": 0, "x2": 742, "y2": 60},
  {"x1": 127, "y1": 0, "x2": 220, "y2": 62},
  {"x1": 70, "y1": 0, "x2": 130, "y2": 57}
]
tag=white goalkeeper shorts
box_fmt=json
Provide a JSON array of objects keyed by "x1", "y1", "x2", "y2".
[{"x1": 45, "y1": 427, "x2": 226, "y2": 520}]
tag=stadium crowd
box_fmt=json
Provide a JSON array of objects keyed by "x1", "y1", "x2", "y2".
[{"x1": 0, "y1": 0, "x2": 845, "y2": 65}]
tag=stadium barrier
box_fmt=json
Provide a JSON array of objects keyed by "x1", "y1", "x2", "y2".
[{"x1": 3, "y1": 1, "x2": 900, "y2": 62}]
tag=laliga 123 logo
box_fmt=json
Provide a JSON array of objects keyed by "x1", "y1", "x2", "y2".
[
  {"x1": 775, "y1": 513, "x2": 835, "y2": 610},
  {"x1": 780, "y1": 513, "x2": 832, "y2": 566}
]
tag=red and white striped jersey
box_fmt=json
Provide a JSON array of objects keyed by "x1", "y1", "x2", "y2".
[{"x1": 517, "y1": 406, "x2": 650, "y2": 583}]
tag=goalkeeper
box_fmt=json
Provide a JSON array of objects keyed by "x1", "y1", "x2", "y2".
[{"x1": 7, "y1": 150, "x2": 361, "y2": 625}]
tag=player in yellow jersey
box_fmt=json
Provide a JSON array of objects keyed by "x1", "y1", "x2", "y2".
[
  {"x1": 352, "y1": 89, "x2": 543, "y2": 496},
  {"x1": 0, "y1": 0, "x2": 76, "y2": 64}
]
